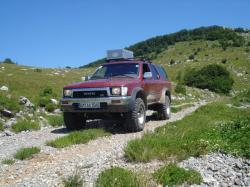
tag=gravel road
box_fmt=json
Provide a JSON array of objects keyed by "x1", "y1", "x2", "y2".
[{"x1": 0, "y1": 101, "x2": 208, "y2": 187}]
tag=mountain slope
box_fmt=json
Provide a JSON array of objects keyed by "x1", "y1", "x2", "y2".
[{"x1": 82, "y1": 26, "x2": 247, "y2": 68}]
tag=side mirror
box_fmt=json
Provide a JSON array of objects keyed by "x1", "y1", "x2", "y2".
[
  {"x1": 143, "y1": 72, "x2": 152, "y2": 79},
  {"x1": 81, "y1": 75, "x2": 91, "y2": 81}
]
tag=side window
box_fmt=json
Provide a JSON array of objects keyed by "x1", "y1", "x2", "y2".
[
  {"x1": 156, "y1": 65, "x2": 168, "y2": 80},
  {"x1": 152, "y1": 65, "x2": 160, "y2": 80}
]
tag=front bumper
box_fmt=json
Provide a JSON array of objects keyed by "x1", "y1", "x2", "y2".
[{"x1": 61, "y1": 96, "x2": 132, "y2": 113}]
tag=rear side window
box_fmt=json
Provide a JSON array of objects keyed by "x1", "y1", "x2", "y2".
[
  {"x1": 155, "y1": 65, "x2": 168, "y2": 80},
  {"x1": 149, "y1": 64, "x2": 160, "y2": 80}
]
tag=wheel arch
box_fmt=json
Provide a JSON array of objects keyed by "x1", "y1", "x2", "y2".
[{"x1": 131, "y1": 87, "x2": 147, "y2": 109}]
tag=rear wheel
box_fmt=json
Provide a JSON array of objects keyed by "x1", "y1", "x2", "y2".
[
  {"x1": 157, "y1": 95, "x2": 171, "y2": 120},
  {"x1": 124, "y1": 98, "x2": 146, "y2": 132},
  {"x1": 63, "y1": 112, "x2": 86, "y2": 131}
]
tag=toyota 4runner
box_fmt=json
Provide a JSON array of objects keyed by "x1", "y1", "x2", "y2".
[{"x1": 61, "y1": 49, "x2": 172, "y2": 132}]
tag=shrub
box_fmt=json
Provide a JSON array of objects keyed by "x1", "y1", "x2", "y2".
[
  {"x1": 2, "y1": 158, "x2": 15, "y2": 165},
  {"x1": 46, "y1": 115, "x2": 64, "y2": 127},
  {"x1": 47, "y1": 129, "x2": 111, "y2": 148},
  {"x1": 34, "y1": 68, "x2": 42, "y2": 72},
  {"x1": 221, "y1": 58, "x2": 227, "y2": 64},
  {"x1": 37, "y1": 97, "x2": 51, "y2": 107},
  {"x1": 183, "y1": 64, "x2": 234, "y2": 93},
  {"x1": 45, "y1": 103, "x2": 56, "y2": 112},
  {"x1": 11, "y1": 120, "x2": 40, "y2": 133},
  {"x1": 14, "y1": 147, "x2": 40, "y2": 160},
  {"x1": 40, "y1": 87, "x2": 53, "y2": 97},
  {"x1": 153, "y1": 164, "x2": 202, "y2": 186},
  {"x1": 0, "y1": 93, "x2": 20, "y2": 112},
  {"x1": 2, "y1": 58, "x2": 15, "y2": 64},
  {"x1": 188, "y1": 54, "x2": 195, "y2": 60},
  {"x1": 175, "y1": 84, "x2": 186, "y2": 95},
  {"x1": 62, "y1": 173, "x2": 84, "y2": 187},
  {"x1": 95, "y1": 167, "x2": 139, "y2": 187},
  {"x1": 170, "y1": 59, "x2": 175, "y2": 65}
]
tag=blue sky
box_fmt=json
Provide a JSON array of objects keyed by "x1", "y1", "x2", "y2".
[{"x1": 0, "y1": 0, "x2": 250, "y2": 68}]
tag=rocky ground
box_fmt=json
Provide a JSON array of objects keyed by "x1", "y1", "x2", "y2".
[{"x1": 0, "y1": 101, "x2": 249, "y2": 187}]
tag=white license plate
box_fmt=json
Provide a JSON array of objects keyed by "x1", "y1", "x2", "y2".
[{"x1": 78, "y1": 102, "x2": 100, "y2": 109}]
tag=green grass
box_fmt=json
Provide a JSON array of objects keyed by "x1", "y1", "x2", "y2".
[
  {"x1": 95, "y1": 167, "x2": 140, "y2": 187},
  {"x1": 11, "y1": 119, "x2": 40, "y2": 133},
  {"x1": 206, "y1": 117, "x2": 250, "y2": 158},
  {"x1": 0, "y1": 63, "x2": 94, "y2": 106},
  {"x1": 46, "y1": 129, "x2": 111, "y2": 148},
  {"x1": 1, "y1": 158, "x2": 15, "y2": 165},
  {"x1": 0, "y1": 121, "x2": 3, "y2": 131},
  {"x1": 0, "y1": 92, "x2": 21, "y2": 112},
  {"x1": 14, "y1": 147, "x2": 40, "y2": 160},
  {"x1": 46, "y1": 114, "x2": 64, "y2": 127},
  {"x1": 62, "y1": 173, "x2": 84, "y2": 187},
  {"x1": 232, "y1": 89, "x2": 250, "y2": 106},
  {"x1": 125, "y1": 99, "x2": 250, "y2": 162},
  {"x1": 153, "y1": 164, "x2": 202, "y2": 187}
]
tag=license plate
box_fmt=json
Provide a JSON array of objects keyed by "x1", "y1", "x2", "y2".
[{"x1": 78, "y1": 102, "x2": 100, "y2": 109}]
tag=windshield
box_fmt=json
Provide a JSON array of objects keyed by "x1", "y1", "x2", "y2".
[{"x1": 90, "y1": 63, "x2": 139, "y2": 80}]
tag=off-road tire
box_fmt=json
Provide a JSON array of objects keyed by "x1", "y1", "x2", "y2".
[
  {"x1": 124, "y1": 98, "x2": 146, "y2": 132},
  {"x1": 157, "y1": 95, "x2": 171, "y2": 120},
  {"x1": 63, "y1": 112, "x2": 86, "y2": 131}
]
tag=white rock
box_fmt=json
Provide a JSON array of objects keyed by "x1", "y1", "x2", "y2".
[
  {"x1": 54, "y1": 109, "x2": 61, "y2": 113},
  {"x1": 50, "y1": 99, "x2": 58, "y2": 105},
  {"x1": 0, "y1": 86, "x2": 8, "y2": 91},
  {"x1": 4, "y1": 118, "x2": 17, "y2": 128},
  {"x1": 19, "y1": 96, "x2": 34, "y2": 108},
  {"x1": 237, "y1": 73, "x2": 243, "y2": 77}
]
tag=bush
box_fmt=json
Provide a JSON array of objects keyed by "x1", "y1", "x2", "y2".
[
  {"x1": 95, "y1": 167, "x2": 139, "y2": 187},
  {"x1": 2, "y1": 58, "x2": 15, "y2": 64},
  {"x1": 11, "y1": 120, "x2": 40, "y2": 133},
  {"x1": 40, "y1": 87, "x2": 53, "y2": 97},
  {"x1": 45, "y1": 103, "x2": 56, "y2": 112},
  {"x1": 0, "y1": 93, "x2": 20, "y2": 112},
  {"x1": 175, "y1": 84, "x2": 186, "y2": 95},
  {"x1": 46, "y1": 115, "x2": 64, "y2": 127},
  {"x1": 183, "y1": 64, "x2": 234, "y2": 94},
  {"x1": 34, "y1": 68, "x2": 42, "y2": 73},
  {"x1": 153, "y1": 164, "x2": 202, "y2": 186},
  {"x1": 188, "y1": 54, "x2": 195, "y2": 60},
  {"x1": 62, "y1": 173, "x2": 84, "y2": 187},
  {"x1": 14, "y1": 147, "x2": 40, "y2": 160},
  {"x1": 169, "y1": 59, "x2": 175, "y2": 65},
  {"x1": 221, "y1": 58, "x2": 227, "y2": 64},
  {"x1": 37, "y1": 97, "x2": 51, "y2": 107}
]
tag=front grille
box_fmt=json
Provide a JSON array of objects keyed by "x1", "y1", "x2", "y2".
[{"x1": 73, "y1": 90, "x2": 108, "y2": 98}]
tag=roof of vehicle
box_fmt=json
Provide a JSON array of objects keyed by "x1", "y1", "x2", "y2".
[{"x1": 103, "y1": 59, "x2": 152, "y2": 65}]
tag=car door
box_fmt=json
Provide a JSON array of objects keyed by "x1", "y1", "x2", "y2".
[{"x1": 141, "y1": 63, "x2": 157, "y2": 104}]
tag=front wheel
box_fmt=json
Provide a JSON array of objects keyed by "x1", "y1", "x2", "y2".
[
  {"x1": 157, "y1": 95, "x2": 171, "y2": 120},
  {"x1": 63, "y1": 112, "x2": 86, "y2": 131},
  {"x1": 124, "y1": 98, "x2": 146, "y2": 132}
]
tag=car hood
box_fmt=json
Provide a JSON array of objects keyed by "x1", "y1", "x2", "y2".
[{"x1": 64, "y1": 78, "x2": 140, "y2": 89}]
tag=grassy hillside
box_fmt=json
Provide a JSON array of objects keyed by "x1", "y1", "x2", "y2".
[
  {"x1": 154, "y1": 40, "x2": 250, "y2": 92},
  {"x1": 0, "y1": 63, "x2": 94, "y2": 104}
]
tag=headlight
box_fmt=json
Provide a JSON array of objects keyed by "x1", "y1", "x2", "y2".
[
  {"x1": 111, "y1": 87, "x2": 128, "y2": 96},
  {"x1": 63, "y1": 89, "x2": 72, "y2": 97},
  {"x1": 111, "y1": 87, "x2": 121, "y2": 95}
]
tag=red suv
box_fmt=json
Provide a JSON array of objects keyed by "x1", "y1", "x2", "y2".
[{"x1": 61, "y1": 49, "x2": 172, "y2": 132}]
